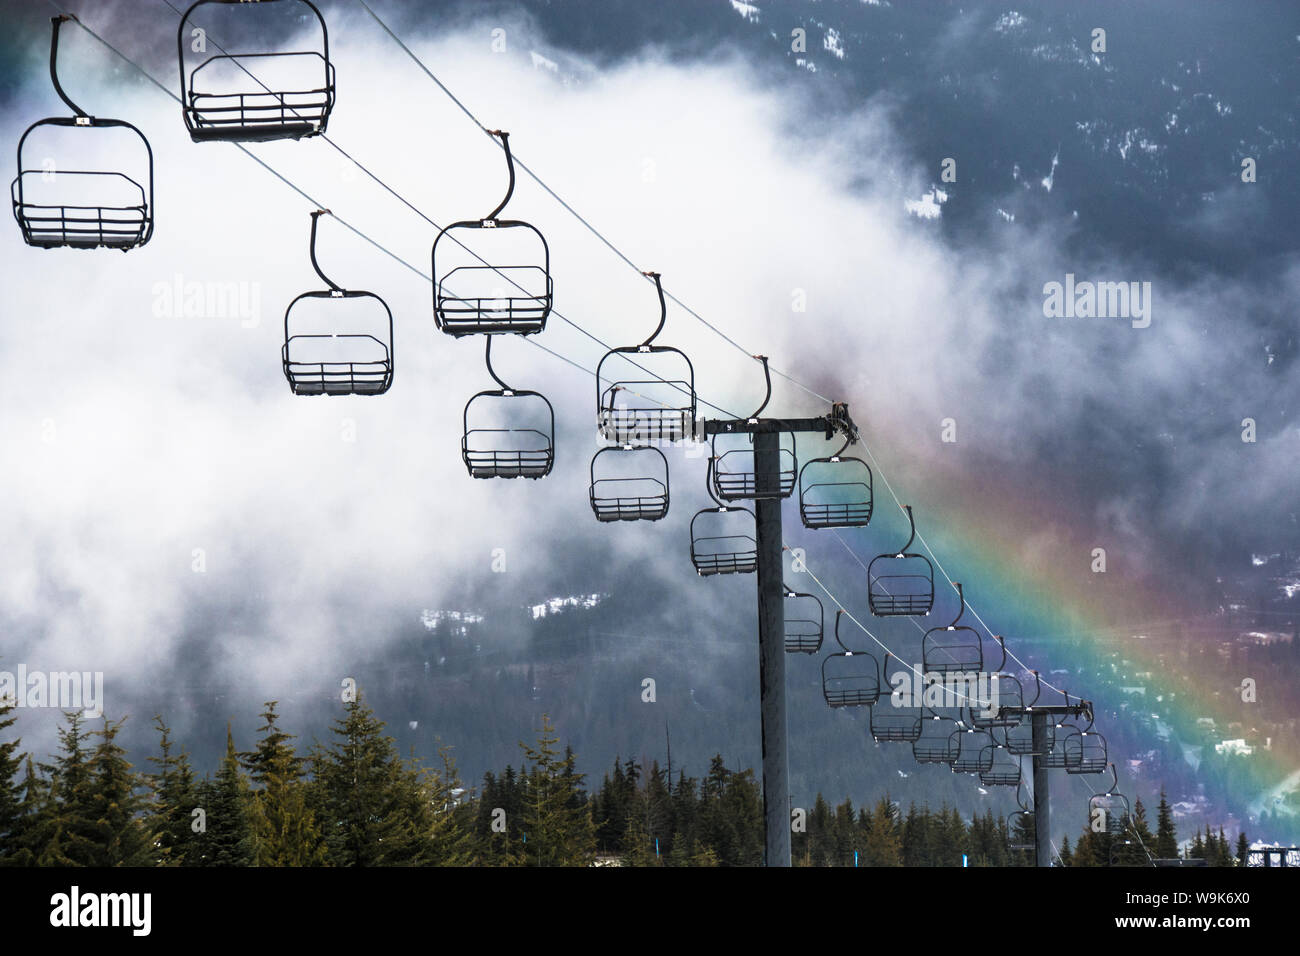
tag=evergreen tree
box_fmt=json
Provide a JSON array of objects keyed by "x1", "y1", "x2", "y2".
[
  {"x1": 6, "y1": 756, "x2": 46, "y2": 866},
  {"x1": 1058, "y1": 834, "x2": 1072, "y2": 866},
  {"x1": 193, "y1": 725, "x2": 255, "y2": 866},
  {"x1": 862, "y1": 798, "x2": 902, "y2": 866},
  {"x1": 1154, "y1": 789, "x2": 1178, "y2": 859},
  {"x1": 517, "y1": 714, "x2": 596, "y2": 866},
  {"x1": 241, "y1": 702, "x2": 325, "y2": 866},
  {"x1": 0, "y1": 697, "x2": 24, "y2": 862},
  {"x1": 83, "y1": 717, "x2": 154, "y2": 866},
  {"x1": 147, "y1": 716, "x2": 198, "y2": 866},
  {"x1": 1235, "y1": 830, "x2": 1248, "y2": 866},
  {"x1": 40, "y1": 711, "x2": 99, "y2": 866},
  {"x1": 1214, "y1": 826, "x2": 1233, "y2": 867},
  {"x1": 307, "y1": 694, "x2": 431, "y2": 866}
]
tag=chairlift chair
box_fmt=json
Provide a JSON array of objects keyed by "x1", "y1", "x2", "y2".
[
  {"x1": 1088, "y1": 765, "x2": 1131, "y2": 836},
  {"x1": 282, "y1": 210, "x2": 393, "y2": 395},
  {"x1": 711, "y1": 357, "x2": 796, "y2": 500},
  {"x1": 912, "y1": 710, "x2": 960, "y2": 764},
  {"x1": 588, "y1": 445, "x2": 669, "y2": 521},
  {"x1": 432, "y1": 131, "x2": 552, "y2": 336},
  {"x1": 1039, "y1": 721, "x2": 1081, "y2": 769},
  {"x1": 178, "y1": 0, "x2": 335, "y2": 142},
  {"x1": 12, "y1": 16, "x2": 154, "y2": 250},
  {"x1": 461, "y1": 336, "x2": 554, "y2": 478},
  {"x1": 798, "y1": 436, "x2": 873, "y2": 529},
  {"x1": 870, "y1": 653, "x2": 923, "y2": 742},
  {"x1": 783, "y1": 587, "x2": 824, "y2": 654},
  {"x1": 979, "y1": 738, "x2": 1023, "y2": 787},
  {"x1": 690, "y1": 459, "x2": 757, "y2": 575},
  {"x1": 1008, "y1": 786, "x2": 1036, "y2": 852},
  {"x1": 964, "y1": 636, "x2": 1024, "y2": 730},
  {"x1": 922, "y1": 583, "x2": 982, "y2": 674},
  {"x1": 596, "y1": 272, "x2": 696, "y2": 443},
  {"x1": 867, "y1": 506, "x2": 935, "y2": 616},
  {"x1": 1066, "y1": 709, "x2": 1109, "y2": 774},
  {"x1": 1003, "y1": 672, "x2": 1053, "y2": 755},
  {"x1": 948, "y1": 727, "x2": 996, "y2": 774},
  {"x1": 821, "y1": 611, "x2": 881, "y2": 707}
]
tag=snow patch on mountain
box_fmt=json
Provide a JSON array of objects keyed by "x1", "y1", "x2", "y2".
[{"x1": 730, "y1": 0, "x2": 760, "y2": 24}]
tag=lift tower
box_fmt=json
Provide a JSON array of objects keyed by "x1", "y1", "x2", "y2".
[{"x1": 701, "y1": 359, "x2": 860, "y2": 867}]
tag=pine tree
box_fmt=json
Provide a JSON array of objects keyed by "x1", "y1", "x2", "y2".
[
  {"x1": 0, "y1": 696, "x2": 24, "y2": 862},
  {"x1": 241, "y1": 702, "x2": 325, "y2": 866},
  {"x1": 147, "y1": 716, "x2": 198, "y2": 866},
  {"x1": 6, "y1": 756, "x2": 45, "y2": 866},
  {"x1": 1154, "y1": 789, "x2": 1178, "y2": 859},
  {"x1": 307, "y1": 693, "x2": 434, "y2": 866},
  {"x1": 194, "y1": 725, "x2": 255, "y2": 866},
  {"x1": 83, "y1": 717, "x2": 154, "y2": 866},
  {"x1": 1235, "y1": 830, "x2": 1248, "y2": 866},
  {"x1": 517, "y1": 714, "x2": 596, "y2": 866},
  {"x1": 862, "y1": 798, "x2": 902, "y2": 866},
  {"x1": 41, "y1": 711, "x2": 99, "y2": 866},
  {"x1": 1058, "y1": 834, "x2": 1073, "y2": 866}
]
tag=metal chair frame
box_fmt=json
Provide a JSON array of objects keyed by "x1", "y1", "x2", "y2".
[
  {"x1": 690, "y1": 458, "x2": 757, "y2": 575},
  {"x1": 433, "y1": 131, "x2": 552, "y2": 336},
  {"x1": 12, "y1": 16, "x2": 154, "y2": 251},
  {"x1": 870, "y1": 653, "x2": 924, "y2": 742},
  {"x1": 588, "y1": 445, "x2": 669, "y2": 522},
  {"x1": 711, "y1": 358, "x2": 795, "y2": 500},
  {"x1": 596, "y1": 272, "x2": 695, "y2": 443},
  {"x1": 282, "y1": 210, "x2": 393, "y2": 396},
  {"x1": 783, "y1": 587, "x2": 824, "y2": 654},
  {"x1": 177, "y1": 0, "x2": 335, "y2": 143},
  {"x1": 922, "y1": 582, "x2": 983, "y2": 674},
  {"x1": 461, "y1": 336, "x2": 554, "y2": 479},
  {"x1": 821, "y1": 611, "x2": 880, "y2": 707},
  {"x1": 867, "y1": 505, "x2": 935, "y2": 616},
  {"x1": 797, "y1": 436, "x2": 873, "y2": 529}
]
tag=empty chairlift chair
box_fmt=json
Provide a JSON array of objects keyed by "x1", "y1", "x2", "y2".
[
  {"x1": 969, "y1": 639, "x2": 1024, "y2": 730},
  {"x1": 870, "y1": 653, "x2": 923, "y2": 742},
  {"x1": 461, "y1": 336, "x2": 554, "y2": 479},
  {"x1": 1066, "y1": 710, "x2": 1109, "y2": 774},
  {"x1": 588, "y1": 446, "x2": 669, "y2": 522},
  {"x1": 821, "y1": 611, "x2": 881, "y2": 708},
  {"x1": 690, "y1": 459, "x2": 757, "y2": 575},
  {"x1": 912, "y1": 710, "x2": 960, "y2": 764},
  {"x1": 867, "y1": 506, "x2": 935, "y2": 616},
  {"x1": 1008, "y1": 789, "x2": 1036, "y2": 852},
  {"x1": 1004, "y1": 671, "x2": 1052, "y2": 756},
  {"x1": 798, "y1": 437, "x2": 873, "y2": 529},
  {"x1": 596, "y1": 272, "x2": 696, "y2": 444},
  {"x1": 282, "y1": 210, "x2": 393, "y2": 395},
  {"x1": 711, "y1": 357, "x2": 796, "y2": 500},
  {"x1": 432, "y1": 131, "x2": 552, "y2": 336},
  {"x1": 1087, "y1": 765, "x2": 1131, "y2": 836},
  {"x1": 12, "y1": 16, "x2": 154, "y2": 250},
  {"x1": 979, "y1": 736, "x2": 1023, "y2": 787},
  {"x1": 948, "y1": 727, "x2": 995, "y2": 775},
  {"x1": 783, "y1": 588, "x2": 824, "y2": 654},
  {"x1": 178, "y1": 0, "x2": 335, "y2": 142},
  {"x1": 1039, "y1": 721, "x2": 1081, "y2": 769},
  {"x1": 921, "y1": 582, "x2": 983, "y2": 675}
]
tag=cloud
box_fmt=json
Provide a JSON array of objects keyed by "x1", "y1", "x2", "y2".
[{"x1": 1, "y1": 1, "x2": 1295, "y2": 763}]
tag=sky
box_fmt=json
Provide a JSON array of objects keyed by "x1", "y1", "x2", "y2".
[{"x1": 0, "y1": 0, "x2": 1297, "y2": 822}]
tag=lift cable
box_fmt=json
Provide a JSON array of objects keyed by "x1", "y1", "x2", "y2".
[
  {"x1": 351, "y1": 0, "x2": 1090, "y2": 694},
  {"x1": 157, "y1": 0, "x2": 729, "y2": 418}
]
